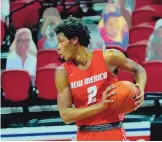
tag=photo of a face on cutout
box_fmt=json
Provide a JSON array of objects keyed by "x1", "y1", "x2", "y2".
[
  {"x1": 98, "y1": 3, "x2": 129, "y2": 49},
  {"x1": 44, "y1": 24, "x2": 58, "y2": 49}
]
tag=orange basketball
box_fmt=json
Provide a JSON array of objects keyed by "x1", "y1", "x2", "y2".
[{"x1": 109, "y1": 81, "x2": 140, "y2": 114}]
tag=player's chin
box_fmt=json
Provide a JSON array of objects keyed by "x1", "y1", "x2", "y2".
[
  {"x1": 57, "y1": 55, "x2": 65, "y2": 62},
  {"x1": 58, "y1": 57, "x2": 65, "y2": 62},
  {"x1": 63, "y1": 56, "x2": 71, "y2": 61},
  {"x1": 58, "y1": 56, "x2": 69, "y2": 62}
]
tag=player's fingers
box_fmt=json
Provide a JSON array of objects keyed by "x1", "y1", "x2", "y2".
[
  {"x1": 134, "y1": 104, "x2": 142, "y2": 111},
  {"x1": 136, "y1": 94, "x2": 144, "y2": 100},
  {"x1": 103, "y1": 84, "x2": 115, "y2": 95},
  {"x1": 134, "y1": 98, "x2": 144, "y2": 111},
  {"x1": 140, "y1": 96, "x2": 144, "y2": 101},
  {"x1": 135, "y1": 84, "x2": 140, "y2": 89},
  {"x1": 134, "y1": 103, "x2": 141, "y2": 111},
  {"x1": 135, "y1": 96, "x2": 144, "y2": 104},
  {"x1": 135, "y1": 99, "x2": 141, "y2": 106},
  {"x1": 105, "y1": 92, "x2": 116, "y2": 99},
  {"x1": 102, "y1": 92, "x2": 114, "y2": 100},
  {"x1": 102, "y1": 100, "x2": 114, "y2": 109},
  {"x1": 104, "y1": 99, "x2": 114, "y2": 104}
]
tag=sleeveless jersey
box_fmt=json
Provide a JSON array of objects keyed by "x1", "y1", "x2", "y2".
[{"x1": 64, "y1": 50, "x2": 124, "y2": 126}]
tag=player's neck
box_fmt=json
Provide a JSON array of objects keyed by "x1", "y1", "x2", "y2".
[{"x1": 74, "y1": 46, "x2": 92, "y2": 67}]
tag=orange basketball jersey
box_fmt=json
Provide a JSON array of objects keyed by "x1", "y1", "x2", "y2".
[{"x1": 64, "y1": 50, "x2": 124, "y2": 126}]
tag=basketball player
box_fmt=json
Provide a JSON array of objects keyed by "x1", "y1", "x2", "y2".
[{"x1": 55, "y1": 16, "x2": 147, "y2": 141}]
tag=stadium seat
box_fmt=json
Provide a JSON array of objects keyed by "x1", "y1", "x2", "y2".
[
  {"x1": 117, "y1": 70, "x2": 135, "y2": 83},
  {"x1": 132, "y1": 6, "x2": 159, "y2": 26},
  {"x1": 36, "y1": 65, "x2": 58, "y2": 100},
  {"x1": 129, "y1": 24, "x2": 154, "y2": 44},
  {"x1": 2, "y1": 70, "x2": 31, "y2": 101},
  {"x1": 142, "y1": 61, "x2": 162, "y2": 93},
  {"x1": 106, "y1": 46, "x2": 125, "y2": 54},
  {"x1": 37, "y1": 49, "x2": 63, "y2": 69},
  {"x1": 135, "y1": 0, "x2": 153, "y2": 9},
  {"x1": 37, "y1": 37, "x2": 46, "y2": 50},
  {"x1": 126, "y1": 40, "x2": 147, "y2": 64},
  {"x1": 10, "y1": 0, "x2": 41, "y2": 29},
  {"x1": 56, "y1": 0, "x2": 79, "y2": 12},
  {"x1": 146, "y1": 21, "x2": 156, "y2": 27},
  {"x1": 1, "y1": 21, "x2": 5, "y2": 47},
  {"x1": 150, "y1": 5, "x2": 162, "y2": 16}
]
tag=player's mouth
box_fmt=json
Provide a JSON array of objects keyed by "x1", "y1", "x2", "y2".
[
  {"x1": 57, "y1": 51, "x2": 64, "y2": 59},
  {"x1": 59, "y1": 53, "x2": 64, "y2": 59},
  {"x1": 61, "y1": 55, "x2": 64, "y2": 59}
]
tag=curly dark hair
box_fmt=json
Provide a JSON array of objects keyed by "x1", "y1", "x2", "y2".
[{"x1": 55, "y1": 16, "x2": 91, "y2": 47}]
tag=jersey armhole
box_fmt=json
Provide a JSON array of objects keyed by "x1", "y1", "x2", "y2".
[
  {"x1": 63, "y1": 61, "x2": 74, "y2": 83},
  {"x1": 96, "y1": 50, "x2": 118, "y2": 78}
]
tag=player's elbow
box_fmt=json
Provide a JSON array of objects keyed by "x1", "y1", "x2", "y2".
[
  {"x1": 136, "y1": 64, "x2": 146, "y2": 75},
  {"x1": 134, "y1": 64, "x2": 147, "y2": 81},
  {"x1": 62, "y1": 117, "x2": 71, "y2": 124},
  {"x1": 60, "y1": 111, "x2": 73, "y2": 124}
]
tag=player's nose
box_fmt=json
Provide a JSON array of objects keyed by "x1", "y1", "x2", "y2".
[
  {"x1": 57, "y1": 44, "x2": 61, "y2": 54},
  {"x1": 57, "y1": 43, "x2": 61, "y2": 50}
]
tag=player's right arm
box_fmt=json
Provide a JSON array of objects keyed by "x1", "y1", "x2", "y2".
[{"x1": 55, "y1": 65, "x2": 115, "y2": 124}]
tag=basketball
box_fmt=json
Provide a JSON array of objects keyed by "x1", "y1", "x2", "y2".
[{"x1": 109, "y1": 81, "x2": 141, "y2": 114}]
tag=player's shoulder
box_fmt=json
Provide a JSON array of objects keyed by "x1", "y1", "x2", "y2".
[
  {"x1": 55, "y1": 64, "x2": 69, "y2": 90},
  {"x1": 56, "y1": 64, "x2": 65, "y2": 70},
  {"x1": 55, "y1": 64, "x2": 68, "y2": 79},
  {"x1": 103, "y1": 49, "x2": 127, "y2": 65},
  {"x1": 103, "y1": 49, "x2": 122, "y2": 56},
  {"x1": 103, "y1": 49, "x2": 122, "y2": 60},
  {"x1": 56, "y1": 64, "x2": 66, "y2": 74}
]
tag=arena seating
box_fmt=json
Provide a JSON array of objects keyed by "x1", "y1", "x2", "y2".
[
  {"x1": 132, "y1": 5, "x2": 160, "y2": 26},
  {"x1": 129, "y1": 24, "x2": 154, "y2": 44},
  {"x1": 1, "y1": 1, "x2": 162, "y2": 140},
  {"x1": 0, "y1": 21, "x2": 5, "y2": 47},
  {"x1": 36, "y1": 65, "x2": 58, "y2": 100},
  {"x1": 37, "y1": 37, "x2": 46, "y2": 50},
  {"x1": 2, "y1": 70, "x2": 31, "y2": 101},
  {"x1": 56, "y1": 0, "x2": 79, "y2": 13},
  {"x1": 117, "y1": 70, "x2": 135, "y2": 83},
  {"x1": 126, "y1": 40, "x2": 147, "y2": 65},
  {"x1": 143, "y1": 61, "x2": 162, "y2": 93},
  {"x1": 135, "y1": 0, "x2": 153, "y2": 9},
  {"x1": 10, "y1": 0, "x2": 41, "y2": 29},
  {"x1": 37, "y1": 49, "x2": 62, "y2": 69}
]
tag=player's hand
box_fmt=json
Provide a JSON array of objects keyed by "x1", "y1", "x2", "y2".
[
  {"x1": 134, "y1": 84, "x2": 144, "y2": 111},
  {"x1": 101, "y1": 84, "x2": 116, "y2": 110}
]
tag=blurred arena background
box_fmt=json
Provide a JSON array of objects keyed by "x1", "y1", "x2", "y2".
[{"x1": 1, "y1": 0, "x2": 162, "y2": 141}]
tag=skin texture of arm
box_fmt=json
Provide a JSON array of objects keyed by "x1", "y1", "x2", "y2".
[
  {"x1": 103, "y1": 49, "x2": 147, "y2": 90},
  {"x1": 103, "y1": 49, "x2": 147, "y2": 110},
  {"x1": 55, "y1": 65, "x2": 114, "y2": 124}
]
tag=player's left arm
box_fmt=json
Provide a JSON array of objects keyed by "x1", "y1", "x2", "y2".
[{"x1": 103, "y1": 49, "x2": 147, "y2": 111}]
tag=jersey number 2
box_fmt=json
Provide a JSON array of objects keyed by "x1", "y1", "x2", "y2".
[{"x1": 87, "y1": 85, "x2": 97, "y2": 105}]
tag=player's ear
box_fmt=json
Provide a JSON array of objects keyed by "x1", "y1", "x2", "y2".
[{"x1": 71, "y1": 37, "x2": 78, "y2": 46}]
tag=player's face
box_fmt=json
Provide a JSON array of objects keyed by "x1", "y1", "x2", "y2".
[
  {"x1": 57, "y1": 33, "x2": 77, "y2": 61},
  {"x1": 16, "y1": 32, "x2": 29, "y2": 56}
]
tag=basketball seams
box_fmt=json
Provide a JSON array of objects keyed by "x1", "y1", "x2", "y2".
[
  {"x1": 122, "y1": 82, "x2": 134, "y2": 112},
  {"x1": 110, "y1": 81, "x2": 138, "y2": 114},
  {"x1": 116, "y1": 81, "x2": 123, "y2": 112}
]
